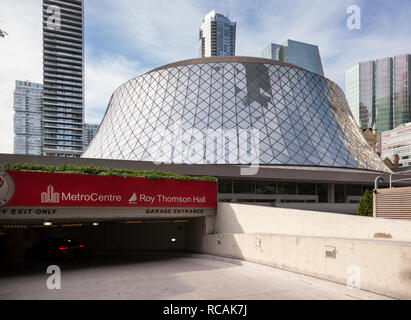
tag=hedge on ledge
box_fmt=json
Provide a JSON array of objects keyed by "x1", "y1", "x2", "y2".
[{"x1": 0, "y1": 163, "x2": 218, "y2": 183}]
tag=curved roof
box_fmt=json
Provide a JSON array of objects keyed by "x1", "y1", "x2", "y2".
[
  {"x1": 83, "y1": 57, "x2": 391, "y2": 173},
  {"x1": 146, "y1": 56, "x2": 308, "y2": 74}
]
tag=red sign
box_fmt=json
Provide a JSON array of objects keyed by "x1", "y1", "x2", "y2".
[{"x1": 1, "y1": 171, "x2": 217, "y2": 208}]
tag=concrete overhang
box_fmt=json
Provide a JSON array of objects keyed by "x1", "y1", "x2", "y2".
[{"x1": 0, "y1": 154, "x2": 395, "y2": 185}]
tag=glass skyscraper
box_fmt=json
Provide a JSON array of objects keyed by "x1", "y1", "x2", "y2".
[
  {"x1": 261, "y1": 40, "x2": 324, "y2": 76},
  {"x1": 346, "y1": 54, "x2": 411, "y2": 132},
  {"x1": 42, "y1": 0, "x2": 84, "y2": 157},
  {"x1": 199, "y1": 11, "x2": 236, "y2": 57}
]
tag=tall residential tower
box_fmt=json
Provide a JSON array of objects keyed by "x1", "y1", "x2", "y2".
[
  {"x1": 346, "y1": 54, "x2": 411, "y2": 132},
  {"x1": 13, "y1": 81, "x2": 43, "y2": 155},
  {"x1": 82, "y1": 123, "x2": 99, "y2": 150},
  {"x1": 199, "y1": 11, "x2": 236, "y2": 57},
  {"x1": 42, "y1": 0, "x2": 84, "y2": 157}
]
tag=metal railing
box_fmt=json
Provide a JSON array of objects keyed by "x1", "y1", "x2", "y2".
[{"x1": 389, "y1": 169, "x2": 411, "y2": 188}]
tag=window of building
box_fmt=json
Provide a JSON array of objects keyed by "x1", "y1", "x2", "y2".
[
  {"x1": 236, "y1": 199, "x2": 256, "y2": 203},
  {"x1": 218, "y1": 179, "x2": 232, "y2": 194},
  {"x1": 346, "y1": 184, "x2": 363, "y2": 196},
  {"x1": 317, "y1": 184, "x2": 329, "y2": 203},
  {"x1": 256, "y1": 181, "x2": 276, "y2": 194},
  {"x1": 335, "y1": 184, "x2": 345, "y2": 203},
  {"x1": 233, "y1": 180, "x2": 255, "y2": 194},
  {"x1": 277, "y1": 182, "x2": 297, "y2": 195},
  {"x1": 297, "y1": 183, "x2": 316, "y2": 195}
]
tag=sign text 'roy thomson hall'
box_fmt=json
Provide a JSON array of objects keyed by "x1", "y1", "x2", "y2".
[{"x1": 0, "y1": 170, "x2": 218, "y2": 223}]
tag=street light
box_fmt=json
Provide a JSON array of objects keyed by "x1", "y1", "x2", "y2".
[{"x1": 374, "y1": 176, "x2": 384, "y2": 191}]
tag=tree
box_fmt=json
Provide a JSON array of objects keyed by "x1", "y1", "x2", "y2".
[
  {"x1": 357, "y1": 189, "x2": 373, "y2": 217},
  {"x1": 0, "y1": 20, "x2": 8, "y2": 38}
]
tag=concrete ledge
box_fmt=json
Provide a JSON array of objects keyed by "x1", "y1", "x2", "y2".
[
  {"x1": 203, "y1": 233, "x2": 411, "y2": 299},
  {"x1": 216, "y1": 203, "x2": 411, "y2": 241}
]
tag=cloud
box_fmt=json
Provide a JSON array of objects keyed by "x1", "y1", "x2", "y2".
[
  {"x1": 85, "y1": 54, "x2": 142, "y2": 125},
  {"x1": 85, "y1": 0, "x2": 208, "y2": 64},
  {"x1": 1, "y1": 0, "x2": 411, "y2": 155},
  {"x1": 0, "y1": 0, "x2": 43, "y2": 154}
]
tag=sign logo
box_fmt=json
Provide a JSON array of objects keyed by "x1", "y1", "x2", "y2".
[
  {"x1": 41, "y1": 185, "x2": 60, "y2": 204},
  {"x1": 0, "y1": 171, "x2": 15, "y2": 207},
  {"x1": 129, "y1": 193, "x2": 137, "y2": 204}
]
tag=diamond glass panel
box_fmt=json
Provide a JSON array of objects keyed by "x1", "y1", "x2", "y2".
[{"x1": 83, "y1": 58, "x2": 391, "y2": 173}]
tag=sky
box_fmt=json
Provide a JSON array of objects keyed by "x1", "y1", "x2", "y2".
[{"x1": 0, "y1": 0, "x2": 410, "y2": 154}]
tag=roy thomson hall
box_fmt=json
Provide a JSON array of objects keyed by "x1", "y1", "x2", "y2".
[{"x1": 0, "y1": 56, "x2": 401, "y2": 254}]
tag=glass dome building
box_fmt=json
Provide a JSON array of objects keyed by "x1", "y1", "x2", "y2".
[{"x1": 83, "y1": 56, "x2": 389, "y2": 173}]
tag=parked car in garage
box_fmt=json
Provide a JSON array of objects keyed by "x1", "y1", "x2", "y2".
[{"x1": 25, "y1": 238, "x2": 85, "y2": 260}]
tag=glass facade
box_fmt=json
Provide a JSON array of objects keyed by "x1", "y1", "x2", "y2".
[
  {"x1": 346, "y1": 64, "x2": 360, "y2": 126},
  {"x1": 334, "y1": 184, "x2": 373, "y2": 204},
  {"x1": 83, "y1": 57, "x2": 390, "y2": 173},
  {"x1": 393, "y1": 55, "x2": 411, "y2": 128},
  {"x1": 346, "y1": 54, "x2": 410, "y2": 132},
  {"x1": 376, "y1": 57, "x2": 393, "y2": 132},
  {"x1": 218, "y1": 179, "x2": 328, "y2": 203},
  {"x1": 217, "y1": 179, "x2": 372, "y2": 204},
  {"x1": 262, "y1": 40, "x2": 324, "y2": 76},
  {"x1": 359, "y1": 61, "x2": 375, "y2": 129}
]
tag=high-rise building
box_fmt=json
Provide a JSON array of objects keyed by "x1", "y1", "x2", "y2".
[
  {"x1": 82, "y1": 123, "x2": 99, "y2": 150},
  {"x1": 13, "y1": 81, "x2": 43, "y2": 155},
  {"x1": 261, "y1": 40, "x2": 324, "y2": 76},
  {"x1": 346, "y1": 54, "x2": 411, "y2": 132},
  {"x1": 199, "y1": 10, "x2": 236, "y2": 57},
  {"x1": 42, "y1": 0, "x2": 84, "y2": 157},
  {"x1": 380, "y1": 122, "x2": 411, "y2": 168}
]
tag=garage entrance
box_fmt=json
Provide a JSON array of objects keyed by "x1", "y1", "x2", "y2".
[
  {"x1": 0, "y1": 169, "x2": 216, "y2": 261},
  {"x1": 0, "y1": 217, "x2": 207, "y2": 261}
]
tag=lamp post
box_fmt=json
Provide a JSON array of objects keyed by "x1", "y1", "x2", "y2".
[{"x1": 374, "y1": 176, "x2": 384, "y2": 192}]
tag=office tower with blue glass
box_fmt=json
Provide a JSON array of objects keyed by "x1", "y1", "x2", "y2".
[
  {"x1": 346, "y1": 54, "x2": 411, "y2": 132},
  {"x1": 261, "y1": 40, "x2": 324, "y2": 76},
  {"x1": 42, "y1": 0, "x2": 84, "y2": 157},
  {"x1": 199, "y1": 11, "x2": 236, "y2": 57}
]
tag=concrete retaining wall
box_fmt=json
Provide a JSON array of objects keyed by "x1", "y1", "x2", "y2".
[
  {"x1": 193, "y1": 203, "x2": 411, "y2": 299},
  {"x1": 215, "y1": 203, "x2": 411, "y2": 241},
  {"x1": 228, "y1": 202, "x2": 359, "y2": 214},
  {"x1": 271, "y1": 203, "x2": 359, "y2": 214},
  {"x1": 204, "y1": 233, "x2": 411, "y2": 299}
]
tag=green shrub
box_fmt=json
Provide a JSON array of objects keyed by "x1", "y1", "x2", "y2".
[
  {"x1": 357, "y1": 189, "x2": 374, "y2": 217},
  {"x1": 0, "y1": 163, "x2": 217, "y2": 183}
]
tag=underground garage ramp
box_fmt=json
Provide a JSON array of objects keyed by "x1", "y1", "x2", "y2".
[{"x1": 0, "y1": 217, "x2": 208, "y2": 260}]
